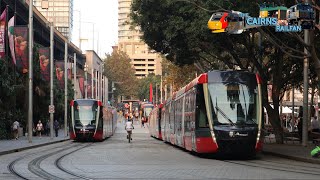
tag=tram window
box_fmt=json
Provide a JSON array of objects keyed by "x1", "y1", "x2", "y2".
[{"x1": 196, "y1": 86, "x2": 209, "y2": 128}]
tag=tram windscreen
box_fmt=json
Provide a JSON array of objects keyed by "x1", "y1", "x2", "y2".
[
  {"x1": 74, "y1": 101, "x2": 97, "y2": 126},
  {"x1": 208, "y1": 83, "x2": 258, "y2": 125}
]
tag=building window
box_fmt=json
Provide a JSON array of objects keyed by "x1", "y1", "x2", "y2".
[
  {"x1": 134, "y1": 59, "x2": 145, "y2": 61},
  {"x1": 148, "y1": 64, "x2": 155, "y2": 67},
  {"x1": 148, "y1": 59, "x2": 155, "y2": 61},
  {"x1": 134, "y1": 64, "x2": 146, "y2": 67}
]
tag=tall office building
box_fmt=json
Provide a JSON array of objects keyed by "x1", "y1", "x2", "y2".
[
  {"x1": 118, "y1": 0, "x2": 162, "y2": 78},
  {"x1": 33, "y1": 0, "x2": 73, "y2": 39}
]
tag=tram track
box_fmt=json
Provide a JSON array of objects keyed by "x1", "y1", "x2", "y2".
[
  {"x1": 55, "y1": 143, "x2": 94, "y2": 180},
  {"x1": 8, "y1": 142, "x2": 93, "y2": 180},
  {"x1": 7, "y1": 142, "x2": 73, "y2": 180}
]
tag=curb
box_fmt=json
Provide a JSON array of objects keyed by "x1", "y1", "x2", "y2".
[
  {"x1": 0, "y1": 138, "x2": 70, "y2": 156},
  {"x1": 262, "y1": 151, "x2": 320, "y2": 164}
]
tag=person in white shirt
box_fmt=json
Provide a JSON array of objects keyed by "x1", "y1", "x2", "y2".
[
  {"x1": 36, "y1": 120, "x2": 43, "y2": 137},
  {"x1": 12, "y1": 120, "x2": 20, "y2": 140},
  {"x1": 125, "y1": 118, "x2": 134, "y2": 140}
]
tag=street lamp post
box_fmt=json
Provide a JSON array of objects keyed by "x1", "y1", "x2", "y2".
[
  {"x1": 84, "y1": 63, "x2": 88, "y2": 99},
  {"x1": 28, "y1": 0, "x2": 34, "y2": 143},
  {"x1": 290, "y1": 69, "x2": 295, "y2": 132}
]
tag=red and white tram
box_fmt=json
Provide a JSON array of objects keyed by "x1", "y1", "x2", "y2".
[{"x1": 148, "y1": 70, "x2": 263, "y2": 156}]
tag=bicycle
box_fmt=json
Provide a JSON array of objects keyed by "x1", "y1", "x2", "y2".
[
  {"x1": 125, "y1": 118, "x2": 134, "y2": 143},
  {"x1": 127, "y1": 131, "x2": 132, "y2": 143}
]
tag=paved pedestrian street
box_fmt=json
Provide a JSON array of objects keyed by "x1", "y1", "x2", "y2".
[{"x1": 0, "y1": 123, "x2": 320, "y2": 179}]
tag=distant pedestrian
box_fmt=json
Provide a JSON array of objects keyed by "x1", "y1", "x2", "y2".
[
  {"x1": 54, "y1": 120, "x2": 60, "y2": 137},
  {"x1": 12, "y1": 120, "x2": 20, "y2": 140},
  {"x1": 45, "y1": 120, "x2": 50, "y2": 136},
  {"x1": 141, "y1": 116, "x2": 145, "y2": 128},
  {"x1": 36, "y1": 120, "x2": 43, "y2": 137},
  {"x1": 311, "y1": 116, "x2": 320, "y2": 133},
  {"x1": 297, "y1": 107, "x2": 303, "y2": 142}
]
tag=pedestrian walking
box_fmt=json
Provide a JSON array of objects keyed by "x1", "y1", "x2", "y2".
[
  {"x1": 12, "y1": 120, "x2": 20, "y2": 140},
  {"x1": 141, "y1": 116, "x2": 145, "y2": 128},
  {"x1": 297, "y1": 107, "x2": 303, "y2": 142},
  {"x1": 311, "y1": 116, "x2": 320, "y2": 133},
  {"x1": 54, "y1": 119, "x2": 60, "y2": 137},
  {"x1": 45, "y1": 120, "x2": 50, "y2": 136},
  {"x1": 36, "y1": 120, "x2": 43, "y2": 137}
]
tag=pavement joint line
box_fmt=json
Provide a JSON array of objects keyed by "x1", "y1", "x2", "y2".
[{"x1": 0, "y1": 138, "x2": 70, "y2": 156}]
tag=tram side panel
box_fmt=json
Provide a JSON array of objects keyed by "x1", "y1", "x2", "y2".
[{"x1": 159, "y1": 71, "x2": 263, "y2": 156}]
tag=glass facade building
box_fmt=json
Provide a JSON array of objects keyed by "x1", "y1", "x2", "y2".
[{"x1": 34, "y1": 0, "x2": 73, "y2": 39}]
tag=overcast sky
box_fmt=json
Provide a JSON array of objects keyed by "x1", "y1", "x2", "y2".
[{"x1": 71, "y1": 0, "x2": 118, "y2": 58}]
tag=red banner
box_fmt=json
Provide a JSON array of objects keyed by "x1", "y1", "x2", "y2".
[
  {"x1": 0, "y1": 7, "x2": 7, "y2": 59},
  {"x1": 39, "y1": 47, "x2": 50, "y2": 81},
  {"x1": 150, "y1": 83, "x2": 153, "y2": 103},
  {"x1": 55, "y1": 61, "x2": 65, "y2": 88},
  {"x1": 14, "y1": 26, "x2": 29, "y2": 74},
  {"x1": 87, "y1": 73, "x2": 92, "y2": 98},
  {"x1": 8, "y1": 16, "x2": 15, "y2": 64},
  {"x1": 67, "y1": 69, "x2": 72, "y2": 80},
  {"x1": 79, "y1": 77, "x2": 84, "y2": 98}
]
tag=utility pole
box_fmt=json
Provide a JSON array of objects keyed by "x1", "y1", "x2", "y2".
[
  {"x1": 302, "y1": 0, "x2": 310, "y2": 147},
  {"x1": 84, "y1": 63, "x2": 88, "y2": 99},
  {"x1": 155, "y1": 83, "x2": 158, "y2": 105},
  {"x1": 64, "y1": 41, "x2": 68, "y2": 137},
  {"x1": 91, "y1": 69, "x2": 94, "y2": 98},
  {"x1": 28, "y1": 0, "x2": 33, "y2": 143},
  {"x1": 50, "y1": 24, "x2": 54, "y2": 139},
  {"x1": 73, "y1": 53, "x2": 77, "y2": 100},
  {"x1": 160, "y1": 76, "x2": 163, "y2": 103}
]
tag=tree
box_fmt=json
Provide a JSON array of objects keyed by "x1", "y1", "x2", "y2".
[
  {"x1": 131, "y1": 0, "x2": 320, "y2": 143},
  {"x1": 162, "y1": 58, "x2": 200, "y2": 92},
  {"x1": 0, "y1": 44, "x2": 74, "y2": 139},
  {"x1": 137, "y1": 74, "x2": 161, "y2": 102},
  {"x1": 104, "y1": 51, "x2": 139, "y2": 101}
]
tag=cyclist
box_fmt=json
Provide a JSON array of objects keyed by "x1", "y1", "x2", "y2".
[{"x1": 125, "y1": 116, "x2": 134, "y2": 140}]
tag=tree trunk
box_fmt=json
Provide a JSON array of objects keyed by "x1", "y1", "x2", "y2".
[{"x1": 266, "y1": 105, "x2": 284, "y2": 143}]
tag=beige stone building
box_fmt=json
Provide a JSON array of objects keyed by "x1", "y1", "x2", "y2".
[{"x1": 117, "y1": 0, "x2": 162, "y2": 78}]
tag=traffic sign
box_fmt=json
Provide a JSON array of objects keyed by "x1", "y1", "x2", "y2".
[{"x1": 49, "y1": 105, "x2": 55, "y2": 113}]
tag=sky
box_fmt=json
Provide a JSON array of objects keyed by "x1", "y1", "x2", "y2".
[{"x1": 71, "y1": 0, "x2": 118, "y2": 58}]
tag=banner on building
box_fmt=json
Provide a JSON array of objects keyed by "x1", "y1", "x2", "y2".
[
  {"x1": 55, "y1": 61, "x2": 65, "y2": 88},
  {"x1": 67, "y1": 62, "x2": 72, "y2": 80},
  {"x1": 79, "y1": 77, "x2": 84, "y2": 98},
  {"x1": 87, "y1": 73, "x2": 92, "y2": 98},
  {"x1": 149, "y1": 83, "x2": 153, "y2": 103},
  {"x1": 0, "y1": 7, "x2": 7, "y2": 59},
  {"x1": 8, "y1": 16, "x2": 15, "y2": 64},
  {"x1": 14, "y1": 26, "x2": 29, "y2": 74},
  {"x1": 39, "y1": 47, "x2": 50, "y2": 81}
]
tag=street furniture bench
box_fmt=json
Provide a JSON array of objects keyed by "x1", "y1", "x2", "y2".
[
  {"x1": 309, "y1": 132, "x2": 320, "y2": 145},
  {"x1": 284, "y1": 131, "x2": 300, "y2": 144}
]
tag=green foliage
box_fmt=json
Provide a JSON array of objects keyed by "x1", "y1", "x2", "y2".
[
  {"x1": 137, "y1": 74, "x2": 161, "y2": 101},
  {"x1": 162, "y1": 58, "x2": 200, "y2": 91},
  {"x1": 104, "y1": 51, "x2": 139, "y2": 100},
  {"x1": 130, "y1": 0, "x2": 320, "y2": 143},
  {"x1": 0, "y1": 56, "x2": 24, "y2": 139},
  {"x1": 0, "y1": 44, "x2": 74, "y2": 139}
]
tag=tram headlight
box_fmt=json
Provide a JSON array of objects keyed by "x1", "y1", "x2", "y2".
[{"x1": 257, "y1": 131, "x2": 261, "y2": 141}]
